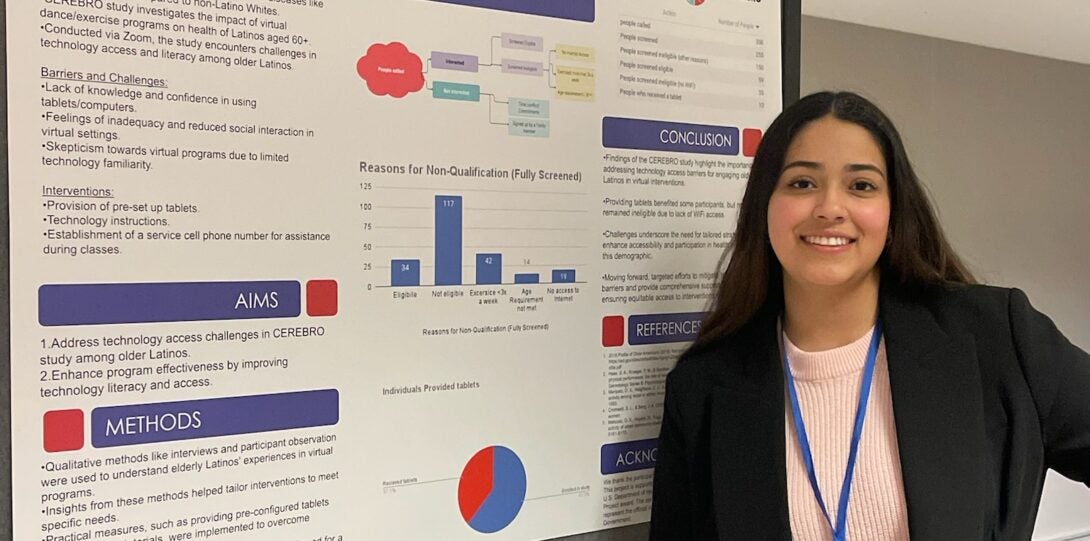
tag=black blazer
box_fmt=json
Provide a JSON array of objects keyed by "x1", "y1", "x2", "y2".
[{"x1": 649, "y1": 285, "x2": 1090, "y2": 540}]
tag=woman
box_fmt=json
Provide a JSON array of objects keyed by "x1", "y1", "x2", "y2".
[{"x1": 649, "y1": 91, "x2": 1090, "y2": 540}]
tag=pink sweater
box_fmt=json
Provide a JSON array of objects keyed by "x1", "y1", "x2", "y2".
[{"x1": 783, "y1": 327, "x2": 911, "y2": 541}]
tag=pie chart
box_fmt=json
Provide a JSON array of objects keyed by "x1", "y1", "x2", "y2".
[{"x1": 457, "y1": 446, "x2": 527, "y2": 533}]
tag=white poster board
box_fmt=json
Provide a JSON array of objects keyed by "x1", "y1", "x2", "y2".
[{"x1": 8, "y1": 1, "x2": 784, "y2": 538}]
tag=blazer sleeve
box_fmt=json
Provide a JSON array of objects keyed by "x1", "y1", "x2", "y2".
[
  {"x1": 649, "y1": 370, "x2": 694, "y2": 540},
  {"x1": 1009, "y1": 288, "x2": 1090, "y2": 486}
]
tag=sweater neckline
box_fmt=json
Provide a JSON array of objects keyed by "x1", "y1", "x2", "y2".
[{"x1": 782, "y1": 324, "x2": 879, "y2": 381}]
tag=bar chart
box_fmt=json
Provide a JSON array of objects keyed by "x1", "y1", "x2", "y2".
[{"x1": 374, "y1": 190, "x2": 588, "y2": 288}]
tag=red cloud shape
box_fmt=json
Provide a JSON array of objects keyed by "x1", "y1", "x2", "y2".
[{"x1": 356, "y1": 42, "x2": 425, "y2": 98}]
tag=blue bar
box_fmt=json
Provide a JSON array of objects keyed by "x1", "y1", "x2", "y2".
[
  {"x1": 551, "y1": 269, "x2": 576, "y2": 283},
  {"x1": 602, "y1": 117, "x2": 740, "y2": 156},
  {"x1": 601, "y1": 438, "x2": 658, "y2": 475},
  {"x1": 627, "y1": 312, "x2": 706, "y2": 345},
  {"x1": 430, "y1": 0, "x2": 594, "y2": 22},
  {"x1": 476, "y1": 254, "x2": 502, "y2": 285},
  {"x1": 391, "y1": 260, "x2": 421, "y2": 287},
  {"x1": 39, "y1": 281, "x2": 300, "y2": 326},
  {"x1": 435, "y1": 195, "x2": 463, "y2": 286},
  {"x1": 91, "y1": 389, "x2": 338, "y2": 448},
  {"x1": 514, "y1": 273, "x2": 539, "y2": 284}
]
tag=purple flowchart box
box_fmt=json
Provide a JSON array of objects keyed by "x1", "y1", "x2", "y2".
[
  {"x1": 431, "y1": 51, "x2": 479, "y2": 72},
  {"x1": 501, "y1": 59, "x2": 543, "y2": 76},
  {"x1": 502, "y1": 33, "x2": 544, "y2": 51}
]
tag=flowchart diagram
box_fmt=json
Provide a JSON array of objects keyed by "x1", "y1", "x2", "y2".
[{"x1": 356, "y1": 35, "x2": 595, "y2": 138}]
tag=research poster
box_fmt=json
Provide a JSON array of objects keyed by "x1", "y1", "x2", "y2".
[{"x1": 8, "y1": 0, "x2": 783, "y2": 539}]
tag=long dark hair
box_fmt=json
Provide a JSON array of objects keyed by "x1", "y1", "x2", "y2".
[{"x1": 697, "y1": 91, "x2": 975, "y2": 343}]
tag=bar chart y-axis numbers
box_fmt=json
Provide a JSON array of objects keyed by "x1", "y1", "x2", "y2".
[{"x1": 359, "y1": 180, "x2": 378, "y2": 292}]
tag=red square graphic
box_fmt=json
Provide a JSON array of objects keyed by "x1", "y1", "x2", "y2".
[
  {"x1": 43, "y1": 409, "x2": 84, "y2": 453},
  {"x1": 602, "y1": 315, "x2": 625, "y2": 347},
  {"x1": 743, "y1": 128, "x2": 763, "y2": 157},
  {"x1": 306, "y1": 280, "x2": 338, "y2": 317}
]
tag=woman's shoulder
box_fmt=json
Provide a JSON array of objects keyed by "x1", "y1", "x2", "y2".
[
  {"x1": 898, "y1": 282, "x2": 1013, "y2": 317},
  {"x1": 669, "y1": 334, "x2": 730, "y2": 387},
  {"x1": 893, "y1": 282, "x2": 1044, "y2": 340},
  {"x1": 669, "y1": 314, "x2": 772, "y2": 391}
]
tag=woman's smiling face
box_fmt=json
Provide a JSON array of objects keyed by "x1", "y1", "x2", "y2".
[{"x1": 767, "y1": 115, "x2": 891, "y2": 290}]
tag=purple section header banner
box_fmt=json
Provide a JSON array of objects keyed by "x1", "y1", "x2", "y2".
[
  {"x1": 602, "y1": 117, "x2": 740, "y2": 156},
  {"x1": 430, "y1": 0, "x2": 594, "y2": 22},
  {"x1": 601, "y1": 438, "x2": 658, "y2": 474},
  {"x1": 91, "y1": 389, "x2": 339, "y2": 448},
  {"x1": 627, "y1": 312, "x2": 705, "y2": 345},
  {"x1": 38, "y1": 280, "x2": 300, "y2": 326}
]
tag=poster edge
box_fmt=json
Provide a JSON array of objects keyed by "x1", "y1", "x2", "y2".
[
  {"x1": 1, "y1": 0, "x2": 13, "y2": 534},
  {"x1": 782, "y1": 0, "x2": 802, "y2": 107},
  {"x1": 0, "y1": 0, "x2": 803, "y2": 538}
]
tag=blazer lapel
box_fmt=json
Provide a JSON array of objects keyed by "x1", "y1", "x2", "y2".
[
  {"x1": 709, "y1": 316, "x2": 792, "y2": 540},
  {"x1": 881, "y1": 290, "x2": 990, "y2": 540}
]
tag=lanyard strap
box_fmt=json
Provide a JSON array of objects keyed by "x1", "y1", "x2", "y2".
[{"x1": 782, "y1": 320, "x2": 882, "y2": 541}]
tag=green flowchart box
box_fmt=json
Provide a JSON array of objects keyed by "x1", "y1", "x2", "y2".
[
  {"x1": 509, "y1": 118, "x2": 550, "y2": 137},
  {"x1": 508, "y1": 98, "x2": 550, "y2": 118},
  {"x1": 433, "y1": 81, "x2": 481, "y2": 101}
]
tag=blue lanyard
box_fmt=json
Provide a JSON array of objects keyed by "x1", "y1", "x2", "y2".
[{"x1": 782, "y1": 320, "x2": 882, "y2": 541}]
